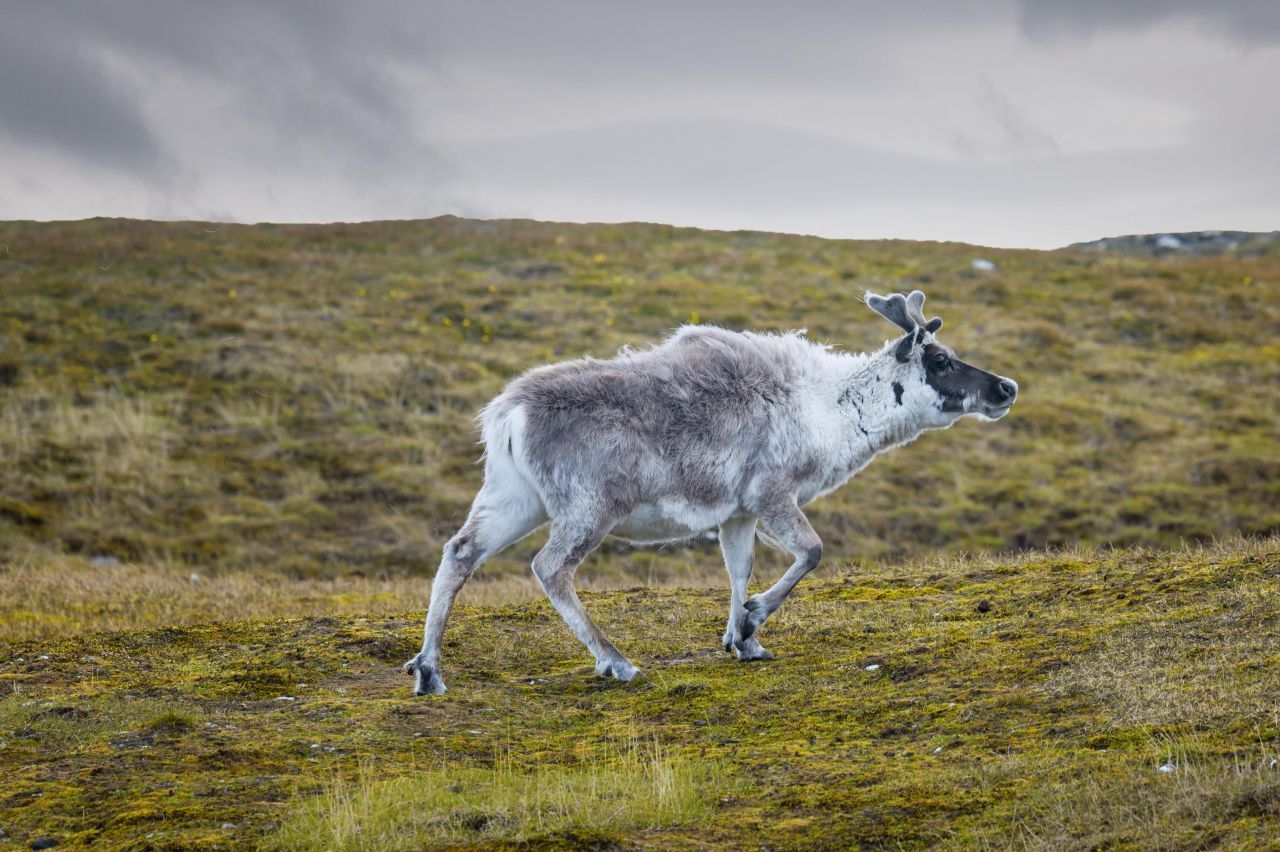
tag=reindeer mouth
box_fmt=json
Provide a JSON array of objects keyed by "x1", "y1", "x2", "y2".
[{"x1": 977, "y1": 402, "x2": 1013, "y2": 421}]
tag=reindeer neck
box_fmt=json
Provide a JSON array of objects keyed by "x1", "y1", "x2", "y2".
[{"x1": 832, "y1": 345, "x2": 931, "y2": 454}]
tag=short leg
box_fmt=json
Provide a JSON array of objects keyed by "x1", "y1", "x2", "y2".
[
  {"x1": 736, "y1": 496, "x2": 822, "y2": 642},
  {"x1": 406, "y1": 479, "x2": 545, "y2": 696},
  {"x1": 532, "y1": 521, "x2": 639, "y2": 683},
  {"x1": 719, "y1": 515, "x2": 772, "y2": 661}
]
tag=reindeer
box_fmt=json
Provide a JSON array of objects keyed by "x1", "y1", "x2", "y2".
[{"x1": 405, "y1": 290, "x2": 1017, "y2": 694}]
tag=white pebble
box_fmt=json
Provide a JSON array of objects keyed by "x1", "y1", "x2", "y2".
[
  {"x1": 1158, "y1": 762, "x2": 1176, "y2": 773},
  {"x1": 274, "y1": 696, "x2": 296, "y2": 702},
  {"x1": 864, "y1": 664, "x2": 880, "y2": 671}
]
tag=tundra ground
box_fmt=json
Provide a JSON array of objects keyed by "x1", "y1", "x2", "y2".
[
  {"x1": 1, "y1": 218, "x2": 1277, "y2": 847},
  {"x1": 2, "y1": 537, "x2": 1277, "y2": 848}
]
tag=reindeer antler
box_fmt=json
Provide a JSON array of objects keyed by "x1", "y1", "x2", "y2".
[
  {"x1": 866, "y1": 290, "x2": 943, "y2": 334},
  {"x1": 905, "y1": 290, "x2": 943, "y2": 334},
  {"x1": 865, "y1": 289, "x2": 946, "y2": 363}
]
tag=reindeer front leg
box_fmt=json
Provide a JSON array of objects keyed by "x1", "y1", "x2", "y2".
[
  {"x1": 737, "y1": 496, "x2": 822, "y2": 643},
  {"x1": 718, "y1": 515, "x2": 773, "y2": 661}
]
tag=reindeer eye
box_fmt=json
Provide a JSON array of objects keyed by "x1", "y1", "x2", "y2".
[{"x1": 930, "y1": 353, "x2": 951, "y2": 371}]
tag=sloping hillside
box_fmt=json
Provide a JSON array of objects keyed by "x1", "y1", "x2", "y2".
[
  {"x1": 1, "y1": 539, "x2": 1277, "y2": 848},
  {"x1": 0, "y1": 217, "x2": 1277, "y2": 587}
]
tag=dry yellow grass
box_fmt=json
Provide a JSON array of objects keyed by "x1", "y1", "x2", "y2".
[
  {"x1": 273, "y1": 738, "x2": 720, "y2": 850},
  {"x1": 0, "y1": 544, "x2": 730, "y2": 643}
]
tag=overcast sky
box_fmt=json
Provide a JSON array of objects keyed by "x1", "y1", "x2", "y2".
[{"x1": 2, "y1": 2, "x2": 1277, "y2": 248}]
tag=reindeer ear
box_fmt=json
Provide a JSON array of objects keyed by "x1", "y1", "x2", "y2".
[
  {"x1": 924, "y1": 317, "x2": 942, "y2": 333},
  {"x1": 865, "y1": 291, "x2": 915, "y2": 333},
  {"x1": 894, "y1": 330, "x2": 917, "y2": 362}
]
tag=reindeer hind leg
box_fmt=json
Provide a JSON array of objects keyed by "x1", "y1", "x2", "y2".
[
  {"x1": 531, "y1": 519, "x2": 639, "y2": 682},
  {"x1": 406, "y1": 474, "x2": 545, "y2": 695}
]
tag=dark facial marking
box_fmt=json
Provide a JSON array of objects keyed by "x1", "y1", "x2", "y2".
[
  {"x1": 838, "y1": 385, "x2": 864, "y2": 408},
  {"x1": 892, "y1": 381, "x2": 904, "y2": 406},
  {"x1": 921, "y1": 342, "x2": 1016, "y2": 413}
]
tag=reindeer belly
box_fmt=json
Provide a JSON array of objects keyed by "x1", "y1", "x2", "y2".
[{"x1": 611, "y1": 499, "x2": 734, "y2": 545}]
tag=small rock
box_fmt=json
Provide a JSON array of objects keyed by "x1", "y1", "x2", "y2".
[
  {"x1": 30, "y1": 839, "x2": 58, "y2": 850},
  {"x1": 864, "y1": 664, "x2": 880, "y2": 672},
  {"x1": 274, "y1": 696, "x2": 296, "y2": 702},
  {"x1": 221, "y1": 823, "x2": 237, "y2": 830},
  {"x1": 89, "y1": 555, "x2": 120, "y2": 567},
  {"x1": 933, "y1": 746, "x2": 943, "y2": 754},
  {"x1": 970, "y1": 258, "x2": 997, "y2": 272},
  {"x1": 1158, "y1": 762, "x2": 1176, "y2": 773},
  {"x1": 976, "y1": 599, "x2": 992, "y2": 613},
  {"x1": 189, "y1": 572, "x2": 201, "y2": 583},
  {"x1": 37, "y1": 655, "x2": 49, "y2": 661}
]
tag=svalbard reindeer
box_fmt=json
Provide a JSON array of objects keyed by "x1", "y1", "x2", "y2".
[{"x1": 405, "y1": 290, "x2": 1017, "y2": 694}]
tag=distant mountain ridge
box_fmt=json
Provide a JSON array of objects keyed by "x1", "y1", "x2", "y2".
[{"x1": 1070, "y1": 229, "x2": 1279, "y2": 255}]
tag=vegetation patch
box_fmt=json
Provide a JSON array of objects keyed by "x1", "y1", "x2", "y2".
[
  {"x1": 1, "y1": 538, "x2": 1277, "y2": 848},
  {"x1": 274, "y1": 739, "x2": 720, "y2": 849},
  {"x1": 1, "y1": 218, "x2": 1277, "y2": 582}
]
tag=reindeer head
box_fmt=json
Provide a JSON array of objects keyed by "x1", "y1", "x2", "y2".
[{"x1": 865, "y1": 290, "x2": 1018, "y2": 423}]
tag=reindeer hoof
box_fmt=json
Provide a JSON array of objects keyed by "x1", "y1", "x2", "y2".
[
  {"x1": 734, "y1": 637, "x2": 774, "y2": 662},
  {"x1": 596, "y1": 658, "x2": 641, "y2": 683},
  {"x1": 404, "y1": 657, "x2": 447, "y2": 696},
  {"x1": 740, "y1": 596, "x2": 769, "y2": 639}
]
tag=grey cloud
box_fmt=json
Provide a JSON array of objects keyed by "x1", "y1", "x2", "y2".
[
  {"x1": 1018, "y1": 0, "x2": 1280, "y2": 44},
  {"x1": 449, "y1": 117, "x2": 1270, "y2": 209},
  {"x1": 419, "y1": 1, "x2": 1000, "y2": 89},
  {"x1": 0, "y1": 22, "x2": 163, "y2": 174},
  {"x1": 4, "y1": 2, "x2": 447, "y2": 180},
  {"x1": 972, "y1": 78, "x2": 1060, "y2": 159}
]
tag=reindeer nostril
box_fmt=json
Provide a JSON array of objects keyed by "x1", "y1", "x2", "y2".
[{"x1": 996, "y1": 379, "x2": 1017, "y2": 402}]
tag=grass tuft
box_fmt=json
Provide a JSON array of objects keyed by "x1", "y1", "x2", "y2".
[{"x1": 274, "y1": 738, "x2": 720, "y2": 850}]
